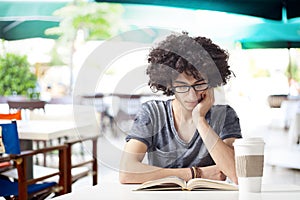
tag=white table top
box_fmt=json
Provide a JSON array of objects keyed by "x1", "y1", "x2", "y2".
[
  {"x1": 17, "y1": 120, "x2": 79, "y2": 140},
  {"x1": 53, "y1": 181, "x2": 300, "y2": 200},
  {"x1": 0, "y1": 120, "x2": 95, "y2": 141}
]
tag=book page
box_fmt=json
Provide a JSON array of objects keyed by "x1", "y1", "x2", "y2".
[
  {"x1": 187, "y1": 178, "x2": 238, "y2": 191},
  {"x1": 135, "y1": 176, "x2": 187, "y2": 191}
]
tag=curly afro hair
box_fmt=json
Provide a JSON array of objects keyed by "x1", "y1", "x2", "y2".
[{"x1": 146, "y1": 32, "x2": 233, "y2": 96}]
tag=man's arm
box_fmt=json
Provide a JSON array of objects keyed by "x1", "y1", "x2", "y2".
[
  {"x1": 119, "y1": 138, "x2": 230, "y2": 184},
  {"x1": 191, "y1": 89, "x2": 238, "y2": 184},
  {"x1": 119, "y1": 139, "x2": 192, "y2": 184},
  {"x1": 195, "y1": 119, "x2": 238, "y2": 184}
]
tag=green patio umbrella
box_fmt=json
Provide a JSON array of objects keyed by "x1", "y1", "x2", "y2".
[
  {"x1": 117, "y1": 4, "x2": 300, "y2": 49},
  {"x1": 96, "y1": 0, "x2": 300, "y2": 21},
  {"x1": 240, "y1": 41, "x2": 300, "y2": 49},
  {"x1": 237, "y1": 21, "x2": 300, "y2": 49},
  {"x1": 0, "y1": 0, "x2": 69, "y2": 40}
]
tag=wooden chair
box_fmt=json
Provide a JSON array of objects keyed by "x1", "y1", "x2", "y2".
[
  {"x1": 3, "y1": 135, "x2": 100, "y2": 194},
  {"x1": 0, "y1": 121, "x2": 68, "y2": 200},
  {"x1": 64, "y1": 135, "x2": 99, "y2": 193}
]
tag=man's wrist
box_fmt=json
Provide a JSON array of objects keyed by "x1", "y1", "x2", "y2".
[
  {"x1": 195, "y1": 167, "x2": 202, "y2": 178},
  {"x1": 196, "y1": 117, "x2": 209, "y2": 131},
  {"x1": 190, "y1": 167, "x2": 195, "y2": 179}
]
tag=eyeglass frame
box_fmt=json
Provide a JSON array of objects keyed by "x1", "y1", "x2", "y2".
[{"x1": 171, "y1": 82, "x2": 209, "y2": 93}]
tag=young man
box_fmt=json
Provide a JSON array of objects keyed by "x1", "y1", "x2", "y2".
[{"x1": 119, "y1": 32, "x2": 242, "y2": 185}]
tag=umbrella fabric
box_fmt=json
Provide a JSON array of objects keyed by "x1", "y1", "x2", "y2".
[
  {"x1": 96, "y1": 0, "x2": 300, "y2": 21},
  {"x1": 0, "y1": 0, "x2": 69, "y2": 40},
  {"x1": 0, "y1": 20, "x2": 60, "y2": 40},
  {"x1": 241, "y1": 41, "x2": 300, "y2": 49},
  {"x1": 119, "y1": 4, "x2": 300, "y2": 49},
  {"x1": 238, "y1": 21, "x2": 300, "y2": 49}
]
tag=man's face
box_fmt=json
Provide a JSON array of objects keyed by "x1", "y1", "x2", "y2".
[{"x1": 172, "y1": 72, "x2": 208, "y2": 111}]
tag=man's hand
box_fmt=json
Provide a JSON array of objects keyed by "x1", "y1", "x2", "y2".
[
  {"x1": 198, "y1": 165, "x2": 226, "y2": 181},
  {"x1": 192, "y1": 88, "x2": 214, "y2": 123}
]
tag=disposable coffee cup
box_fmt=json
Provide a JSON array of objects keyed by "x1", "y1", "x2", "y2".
[{"x1": 233, "y1": 137, "x2": 265, "y2": 193}]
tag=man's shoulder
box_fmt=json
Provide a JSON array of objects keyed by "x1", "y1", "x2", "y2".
[
  {"x1": 210, "y1": 104, "x2": 239, "y2": 119},
  {"x1": 212, "y1": 104, "x2": 234, "y2": 110},
  {"x1": 210, "y1": 104, "x2": 237, "y2": 115},
  {"x1": 141, "y1": 99, "x2": 172, "y2": 114}
]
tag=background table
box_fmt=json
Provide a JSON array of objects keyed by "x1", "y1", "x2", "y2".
[
  {"x1": 15, "y1": 120, "x2": 94, "y2": 179},
  {"x1": 17, "y1": 120, "x2": 82, "y2": 141}
]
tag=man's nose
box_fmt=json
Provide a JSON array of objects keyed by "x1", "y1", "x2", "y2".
[{"x1": 187, "y1": 87, "x2": 198, "y2": 98}]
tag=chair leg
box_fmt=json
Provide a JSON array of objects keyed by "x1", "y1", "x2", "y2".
[
  {"x1": 35, "y1": 141, "x2": 40, "y2": 165},
  {"x1": 65, "y1": 144, "x2": 72, "y2": 193},
  {"x1": 43, "y1": 141, "x2": 47, "y2": 166},
  {"x1": 92, "y1": 139, "x2": 98, "y2": 185}
]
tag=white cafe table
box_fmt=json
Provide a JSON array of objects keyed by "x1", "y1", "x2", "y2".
[
  {"x1": 0, "y1": 120, "x2": 83, "y2": 141},
  {"x1": 17, "y1": 120, "x2": 82, "y2": 141},
  {"x1": 52, "y1": 181, "x2": 300, "y2": 200}
]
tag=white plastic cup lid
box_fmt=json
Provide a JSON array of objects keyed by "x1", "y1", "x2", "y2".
[{"x1": 233, "y1": 137, "x2": 265, "y2": 146}]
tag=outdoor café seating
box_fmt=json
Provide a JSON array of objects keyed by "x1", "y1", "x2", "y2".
[
  {"x1": 0, "y1": 118, "x2": 99, "y2": 198},
  {"x1": 0, "y1": 121, "x2": 68, "y2": 200}
]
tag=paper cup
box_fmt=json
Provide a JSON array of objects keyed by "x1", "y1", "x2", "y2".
[{"x1": 233, "y1": 137, "x2": 265, "y2": 193}]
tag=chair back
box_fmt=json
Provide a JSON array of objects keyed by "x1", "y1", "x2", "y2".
[
  {"x1": 0, "y1": 110, "x2": 22, "y2": 120},
  {"x1": 0, "y1": 121, "x2": 21, "y2": 154}
]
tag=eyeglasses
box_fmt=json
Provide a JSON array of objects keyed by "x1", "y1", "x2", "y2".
[{"x1": 171, "y1": 83, "x2": 209, "y2": 93}]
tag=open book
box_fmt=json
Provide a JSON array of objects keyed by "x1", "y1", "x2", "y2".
[{"x1": 135, "y1": 176, "x2": 238, "y2": 191}]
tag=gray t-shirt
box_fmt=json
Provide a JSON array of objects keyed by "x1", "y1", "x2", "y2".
[{"x1": 126, "y1": 99, "x2": 242, "y2": 168}]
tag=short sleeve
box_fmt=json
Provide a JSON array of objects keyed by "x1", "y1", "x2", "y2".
[
  {"x1": 209, "y1": 105, "x2": 242, "y2": 140},
  {"x1": 125, "y1": 103, "x2": 154, "y2": 148},
  {"x1": 221, "y1": 105, "x2": 242, "y2": 139}
]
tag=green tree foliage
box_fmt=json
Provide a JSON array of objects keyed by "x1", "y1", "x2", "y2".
[
  {"x1": 0, "y1": 53, "x2": 37, "y2": 96},
  {"x1": 44, "y1": 0, "x2": 125, "y2": 91},
  {"x1": 248, "y1": 58, "x2": 270, "y2": 78},
  {"x1": 46, "y1": 1, "x2": 124, "y2": 42},
  {"x1": 286, "y1": 61, "x2": 300, "y2": 82}
]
